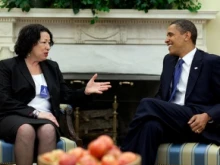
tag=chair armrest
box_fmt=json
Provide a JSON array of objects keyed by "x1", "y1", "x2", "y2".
[{"x1": 59, "y1": 104, "x2": 83, "y2": 147}]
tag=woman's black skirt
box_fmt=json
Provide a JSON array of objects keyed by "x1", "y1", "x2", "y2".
[{"x1": 0, "y1": 115, "x2": 60, "y2": 143}]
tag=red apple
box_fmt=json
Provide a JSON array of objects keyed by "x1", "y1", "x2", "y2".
[
  {"x1": 59, "y1": 153, "x2": 77, "y2": 165},
  {"x1": 68, "y1": 147, "x2": 87, "y2": 161},
  {"x1": 78, "y1": 154, "x2": 99, "y2": 165},
  {"x1": 118, "y1": 152, "x2": 137, "y2": 165},
  {"x1": 38, "y1": 150, "x2": 66, "y2": 164},
  {"x1": 88, "y1": 139, "x2": 109, "y2": 159},
  {"x1": 98, "y1": 135, "x2": 114, "y2": 150},
  {"x1": 106, "y1": 145, "x2": 122, "y2": 159},
  {"x1": 40, "y1": 152, "x2": 54, "y2": 163},
  {"x1": 101, "y1": 154, "x2": 119, "y2": 165}
]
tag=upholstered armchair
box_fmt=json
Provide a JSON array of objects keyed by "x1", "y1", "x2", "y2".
[
  {"x1": 156, "y1": 143, "x2": 220, "y2": 165},
  {"x1": 0, "y1": 104, "x2": 81, "y2": 164}
]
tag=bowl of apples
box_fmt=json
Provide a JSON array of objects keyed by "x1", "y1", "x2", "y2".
[{"x1": 38, "y1": 135, "x2": 141, "y2": 165}]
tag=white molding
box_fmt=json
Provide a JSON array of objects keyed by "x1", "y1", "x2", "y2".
[{"x1": 0, "y1": 9, "x2": 218, "y2": 19}]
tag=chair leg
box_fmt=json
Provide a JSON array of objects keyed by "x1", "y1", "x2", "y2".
[
  {"x1": 74, "y1": 107, "x2": 80, "y2": 139},
  {"x1": 112, "y1": 95, "x2": 118, "y2": 144}
]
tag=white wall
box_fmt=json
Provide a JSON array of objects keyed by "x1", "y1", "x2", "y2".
[{"x1": 200, "y1": 0, "x2": 220, "y2": 54}]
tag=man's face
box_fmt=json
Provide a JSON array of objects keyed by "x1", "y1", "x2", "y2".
[{"x1": 165, "y1": 24, "x2": 188, "y2": 57}]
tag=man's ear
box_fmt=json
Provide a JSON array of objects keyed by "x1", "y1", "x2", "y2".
[{"x1": 184, "y1": 31, "x2": 192, "y2": 41}]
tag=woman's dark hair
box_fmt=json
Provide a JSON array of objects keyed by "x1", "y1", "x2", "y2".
[
  {"x1": 14, "y1": 24, "x2": 54, "y2": 58},
  {"x1": 170, "y1": 19, "x2": 197, "y2": 45}
]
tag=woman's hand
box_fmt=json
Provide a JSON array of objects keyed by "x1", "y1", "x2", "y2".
[
  {"x1": 85, "y1": 73, "x2": 111, "y2": 95},
  {"x1": 38, "y1": 111, "x2": 59, "y2": 127}
]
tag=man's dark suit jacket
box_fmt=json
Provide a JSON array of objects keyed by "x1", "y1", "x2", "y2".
[
  {"x1": 0, "y1": 56, "x2": 87, "y2": 121},
  {"x1": 155, "y1": 49, "x2": 220, "y2": 143}
]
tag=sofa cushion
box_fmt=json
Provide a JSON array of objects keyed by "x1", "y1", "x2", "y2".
[{"x1": 156, "y1": 143, "x2": 220, "y2": 165}]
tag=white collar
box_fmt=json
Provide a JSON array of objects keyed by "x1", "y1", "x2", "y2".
[{"x1": 182, "y1": 48, "x2": 197, "y2": 66}]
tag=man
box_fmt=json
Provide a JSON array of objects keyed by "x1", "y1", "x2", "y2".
[{"x1": 121, "y1": 19, "x2": 220, "y2": 165}]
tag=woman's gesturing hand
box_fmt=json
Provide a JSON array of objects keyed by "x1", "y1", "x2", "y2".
[{"x1": 85, "y1": 73, "x2": 111, "y2": 95}]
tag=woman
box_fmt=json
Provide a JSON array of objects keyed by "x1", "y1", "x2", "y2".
[{"x1": 0, "y1": 24, "x2": 111, "y2": 165}]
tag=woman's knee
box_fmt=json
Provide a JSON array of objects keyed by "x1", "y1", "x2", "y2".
[
  {"x1": 16, "y1": 124, "x2": 36, "y2": 140},
  {"x1": 37, "y1": 124, "x2": 56, "y2": 139}
]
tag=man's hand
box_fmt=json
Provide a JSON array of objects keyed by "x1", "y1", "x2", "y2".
[
  {"x1": 38, "y1": 111, "x2": 59, "y2": 127},
  {"x1": 85, "y1": 73, "x2": 111, "y2": 95},
  {"x1": 188, "y1": 113, "x2": 211, "y2": 134}
]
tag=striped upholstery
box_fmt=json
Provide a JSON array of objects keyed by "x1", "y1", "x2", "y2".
[
  {"x1": 156, "y1": 143, "x2": 220, "y2": 165},
  {"x1": 0, "y1": 137, "x2": 77, "y2": 164}
]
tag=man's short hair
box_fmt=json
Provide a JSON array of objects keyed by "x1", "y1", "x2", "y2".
[{"x1": 170, "y1": 19, "x2": 197, "y2": 45}]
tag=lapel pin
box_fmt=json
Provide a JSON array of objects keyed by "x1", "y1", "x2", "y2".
[{"x1": 194, "y1": 67, "x2": 198, "y2": 70}]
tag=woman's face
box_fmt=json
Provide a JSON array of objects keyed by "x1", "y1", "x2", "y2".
[{"x1": 29, "y1": 32, "x2": 51, "y2": 61}]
